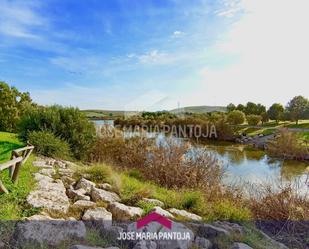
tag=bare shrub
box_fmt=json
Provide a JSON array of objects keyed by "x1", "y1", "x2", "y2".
[
  {"x1": 89, "y1": 134, "x2": 224, "y2": 191},
  {"x1": 267, "y1": 128, "x2": 308, "y2": 160}
]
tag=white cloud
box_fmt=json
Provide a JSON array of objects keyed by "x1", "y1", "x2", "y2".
[
  {"x1": 172, "y1": 30, "x2": 185, "y2": 37},
  {"x1": 0, "y1": 0, "x2": 46, "y2": 39},
  {"x1": 196, "y1": 0, "x2": 309, "y2": 107}
]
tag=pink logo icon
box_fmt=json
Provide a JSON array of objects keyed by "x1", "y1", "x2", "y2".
[{"x1": 136, "y1": 212, "x2": 172, "y2": 229}]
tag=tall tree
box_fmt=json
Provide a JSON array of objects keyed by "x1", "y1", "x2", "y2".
[
  {"x1": 0, "y1": 81, "x2": 32, "y2": 132},
  {"x1": 267, "y1": 103, "x2": 284, "y2": 123},
  {"x1": 286, "y1": 96, "x2": 309, "y2": 124},
  {"x1": 226, "y1": 103, "x2": 236, "y2": 113}
]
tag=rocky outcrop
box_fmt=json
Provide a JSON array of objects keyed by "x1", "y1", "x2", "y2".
[
  {"x1": 11, "y1": 219, "x2": 86, "y2": 248},
  {"x1": 133, "y1": 240, "x2": 157, "y2": 249},
  {"x1": 76, "y1": 178, "x2": 96, "y2": 194},
  {"x1": 108, "y1": 202, "x2": 143, "y2": 221},
  {"x1": 168, "y1": 208, "x2": 202, "y2": 221},
  {"x1": 82, "y1": 207, "x2": 112, "y2": 228},
  {"x1": 91, "y1": 187, "x2": 120, "y2": 203},
  {"x1": 27, "y1": 175, "x2": 70, "y2": 214},
  {"x1": 142, "y1": 198, "x2": 164, "y2": 207},
  {"x1": 150, "y1": 206, "x2": 174, "y2": 219},
  {"x1": 72, "y1": 200, "x2": 96, "y2": 210}
]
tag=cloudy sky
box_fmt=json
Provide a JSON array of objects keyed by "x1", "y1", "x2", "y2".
[{"x1": 0, "y1": 0, "x2": 308, "y2": 111}]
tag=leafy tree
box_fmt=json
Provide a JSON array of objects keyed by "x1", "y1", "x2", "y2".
[
  {"x1": 236, "y1": 104, "x2": 245, "y2": 112},
  {"x1": 286, "y1": 96, "x2": 309, "y2": 124},
  {"x1": 18, "y1": 105, "x2": 96, "y2": 160},
  {"x1": 227, "y1": 103, "x2": 236, "y2": 113},
  {"x1": 256, "y1": 103, "x2": 266, "y2": 115},
  {"x1": 0, "y1": 81, "x2": 32, "y2": 132},
  {"x1": 244, "y1": 102, "x2": 258, "y2": 115},
  {"x1": 227, "y1": 110, "x2": 245, "y2": 125},
  {"x1": 246, "y1": 115, "x2": 262, "y2": 126},
  {"x1": 267, "y1": 103, "x2": 284, "y2": 123},
  {"x1": 260, "y1": 112, "x2": 269, "y2": 124}
]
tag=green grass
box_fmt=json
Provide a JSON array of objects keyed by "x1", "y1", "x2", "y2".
[
  {"x1": 236, "y1": 127, "x2": 275, "y2": 137},
  {"x1": 76, "y1": 163, "x2": 251, "y2": 222},
  {"x1": 0, "y1": 132, "x2": 39, "y2": 219},
  {"x1": 0, "y1": 132, "x2": 23, "y2": 163}
]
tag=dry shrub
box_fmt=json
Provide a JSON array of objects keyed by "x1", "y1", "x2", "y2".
[
  {"x1": 89, "y1": 133, "x2": 224, "y2": 191},
  {"x1": 267, "y1": 128, "x2": 308, "y2": 160},
  {"x1": 248, "y1": 181, "x2": 309, "y2": 248}
]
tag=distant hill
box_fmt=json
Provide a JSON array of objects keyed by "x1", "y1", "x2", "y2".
[
  {"x1": 82, "y1": 110, "x2": 135, "y2": 119},
  {"x1": 82, "y1": 105, "x2": 226, "y2": 119},
  {"x1": 170, "y1": 105, "x2": 226, "y2": 114}
]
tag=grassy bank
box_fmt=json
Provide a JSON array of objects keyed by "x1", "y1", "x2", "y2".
[{"x1": 0, "y1": 132, "x2": 38, "y2": 219}]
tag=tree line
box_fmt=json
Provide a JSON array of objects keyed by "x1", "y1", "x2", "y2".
[{"x1": 226, "y1": 96, "x2": 309, "y2": 125}]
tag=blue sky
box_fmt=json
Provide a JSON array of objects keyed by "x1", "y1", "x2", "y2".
[{"x1": 1, "y1": 0, "x2": 308, "y2": 110}]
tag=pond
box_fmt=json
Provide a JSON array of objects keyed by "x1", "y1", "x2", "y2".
[{"x1": 92, "y1": 120, "x2": 309, "y2": 194}]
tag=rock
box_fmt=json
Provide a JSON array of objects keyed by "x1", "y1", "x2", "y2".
[
  {"x1": 0, "y1": 241, "x2": 5, "y2": 248},
  {"x1": 150, "y1": 207, "x2": 174, "y2": 219},
  {"x1": 39, "y1": 168, "x2": 56, "y2": 177},
  {"x1": 194, "y1": 236, "x2": 212, "y2": 249},
  {"x1": 33, "y1": 173, "x2": 54, "y2": 183},
  {"x1": 11, "y1": 220, "x2": 86, "y2": 248},
  {"x1": 70, "y1": 246, "x2": 119, "y2": 249},
  {"x1": 58, "y1": 168, "x2": 75, "y2": 177},
  {"x1": 61, "y1": 176, "x2": 76, "y2": 188},
  {"x1": 157, "y1": 221, "x2": 194, "y2": 249},
  {"x1": 33, "y1": 160, "x2": 53, "y2": 169},
  {"x1": 142, "y1": 198, "x2": 164, "y2": 207},
  {"x1": 27, "y1": 179, "x2": 70, "y2": 214},
  {"x1": 82, "y1": 207, "x2": 112, "y2": 228},
  {"x1": 168, "y1": 208, "x2": 202, "y2": 222},
  {"x1": 108, "y1": 202, "x2": 143, "y2": 221},
  {"x1": 230, "y1": 242, "x2": 253, "y2": 249},
  {"x1": 97, "y1": 183, "x2": 113, "y2": 191},
  {"x1": 76, "y1": 178, "x2": 96, "y2": 193},
  {"x1": 133, "y1": 240, "x2": 157, "y2": 249},
  {"x1": 26, "y1": 214, "x2": 64, "y2": 221},
  {"x1": 196, "y1": 224, "x2": 230, "y2": 239},
  {"x1": 91, "y1": 188, "x2": 120, "y2": 203},
  {"x1": 67, "y1": 187, "x2": 90, "y2": 201},
  {"x1": 213, "y1": 221, "x2": 244, "y2": 235},
  {"x1": 55, "y1": 160, "x2": 66, "y2": 168},
  {"x1": 72, "y1": 200, "x2": 96, "y2": 210}
]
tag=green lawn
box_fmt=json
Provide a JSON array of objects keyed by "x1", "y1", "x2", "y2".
[{"x1": 0, "y1": 132, "x2": 38, "y2": 219}]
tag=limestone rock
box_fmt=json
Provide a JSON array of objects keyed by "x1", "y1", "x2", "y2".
[
  {"x1": 72, "y1": 200, "x2": 96, "y2": 210},
  {"x1": 91, "y1": 188, "x2": 120, "y2": 203},
  {"x1": 133, "y1": 240, "x2": 157, "y2": 249},
  {"x1": 11, "y1": 220, "x2": 86, "y2": 248},
  {"x1": 168, "y1": 208, "x2": 202, "y2": 222},
  {"x1": 194, "y1": 236, "x2": 212, "y2": 249},
  {"x1": 76, "y1": 178, "x2": 96, "y2": 193},
  {"x1": 82, "y1": 207, "x2": 112, "y2": 228},
  {"x1": 39, "y1": 168, "x2": 56, "y2": 177},
  {"x1": 108, "y1": 202, "x2": 143, "y2": 221},
  {"x1": 230, "y1": 242, "x2": 253, "y2": 249},
  {"x1": 196, "y1": 224, "x2": 230, "y2": 239},
  {"x1": 142, "y1": 198, "x2": 164, "y2": 207},
  {"x1": 27, "y1": 178, "x2": 69, "y2": 214},
  {"x1": 97, "y1": 183, "x2": 113, "y2": 191},
  {"x1": 150, "y1": 207, "x2": 174, "y2": 219}
]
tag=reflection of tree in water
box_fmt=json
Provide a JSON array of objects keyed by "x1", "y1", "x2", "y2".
[{"x1": 279, "y1": 160, "x2": 308, "y2": 180}]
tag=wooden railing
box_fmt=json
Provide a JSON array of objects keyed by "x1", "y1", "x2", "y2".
[{"x1": 0, "y1": 145, "x2": 34, "y2": 194}]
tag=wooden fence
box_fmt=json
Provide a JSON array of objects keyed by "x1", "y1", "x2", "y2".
[{"x1": 0, "y1": 145, "x2": 34, "y2": 194}]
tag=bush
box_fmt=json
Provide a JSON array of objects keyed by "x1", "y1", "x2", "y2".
[
  {"x1": 267, "y1": 128, "x2": 308, "y2": 160},
  {"x1": 19, "y1": 105, "x2": 96, "y2": 160},
  {"x1": 28, "y1": 131, "x2": 71, "y2": 159},
  {"x1": 227, "y1": 110, "x2": 245, "y2": 125},
  {"x1": 246, "y1": 115, "x2": 262, "y2": 125},
  {"x1": 90, "y1": 134, "x2": 223, "y2": 192}
]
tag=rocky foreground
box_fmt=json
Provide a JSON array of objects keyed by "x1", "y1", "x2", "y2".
[{"x1": 1, "y1": 157, "x2": 290, "y2": 249}]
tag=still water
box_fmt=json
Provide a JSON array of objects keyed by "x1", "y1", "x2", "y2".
[{"x1": 92, "y1": 120, "x2": 309, "y2": 194}]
